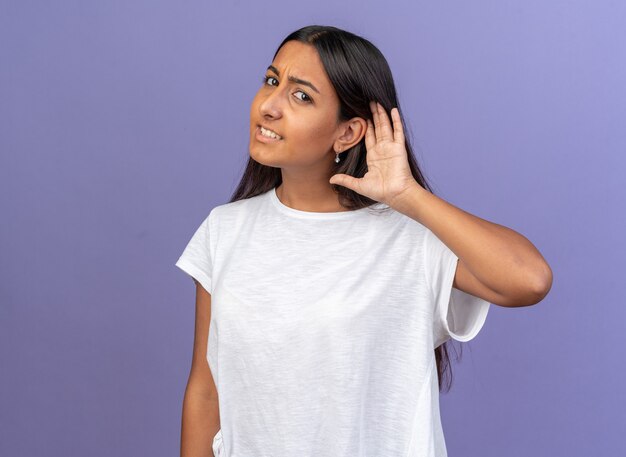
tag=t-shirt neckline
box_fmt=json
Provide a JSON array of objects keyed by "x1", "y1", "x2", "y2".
[{"x1": 268, "y1": 186, "x2": 372, "y2": 220}]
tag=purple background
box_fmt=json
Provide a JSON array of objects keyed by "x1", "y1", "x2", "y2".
[{"x1": 2, "y1": 1, "x2": 624, "y2": 456}]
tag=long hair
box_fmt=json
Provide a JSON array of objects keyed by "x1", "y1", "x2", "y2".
[{"x1": 229, "y1": 24, "x2": 463, "y2": 393}]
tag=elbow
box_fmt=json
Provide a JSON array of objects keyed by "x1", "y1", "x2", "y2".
[
  {"x1": 504, "y1": 262, "x2": 553, "y2": 308},
  {"x1": 535, "y1": 261, "x2": 553, "y2": 299},
  {"x1": 522, "y1": 262, "x2": 554, "y2": 306}
]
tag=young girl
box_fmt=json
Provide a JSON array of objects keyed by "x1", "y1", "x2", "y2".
[{"x1": 176, "y1": 25, "x2": 552, "y2": 457}]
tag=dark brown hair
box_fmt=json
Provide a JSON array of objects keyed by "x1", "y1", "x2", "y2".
[{"x1": 230, "y1": 24, "x2": 464, "y2": 393}]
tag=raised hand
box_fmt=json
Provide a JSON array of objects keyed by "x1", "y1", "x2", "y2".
[{"x1": 329, "y1": 101, "x2": 419, "y2": 207}]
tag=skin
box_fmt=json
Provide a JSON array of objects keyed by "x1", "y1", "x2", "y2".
[
  {"x1": 249, "y1": 40, "x2": 367, "y2": 212},
  {"x1": 181, "y1": 35, "x2": 553, "y2": 455},
  {"x1": 249, "y1": 40, "x2": 552, "y2": 306},
  {"x1": 183, "y1": 42, "x2": 366, "y2": 455},
  {"x1": 181, "y1": 281, "x2": 220, "y2": 457}
]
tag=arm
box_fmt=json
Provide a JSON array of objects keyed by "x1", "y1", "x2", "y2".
[
  {"x1": 181, "y1": 280, "x2": 221, "y2": 457},
  {"x1": 391, "y1": 184, "x2": 553, "y2": 307}
]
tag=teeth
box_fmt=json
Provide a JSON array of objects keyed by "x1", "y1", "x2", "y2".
[{"x1": 260, "y1": 126, "x2": 282, "y2": 139}]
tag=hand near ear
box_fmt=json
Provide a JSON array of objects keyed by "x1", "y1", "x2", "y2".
[{"x1": 329, "y1": 101, "x2": 420, "y2": 207}]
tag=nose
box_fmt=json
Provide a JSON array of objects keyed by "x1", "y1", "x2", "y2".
[{"x1": 258, "y1": 84, "x2": 285, "y2": 120}]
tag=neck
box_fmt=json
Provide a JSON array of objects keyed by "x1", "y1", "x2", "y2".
[{"x1": 275, "y1": 177, "x2": 348, "y2": 213}]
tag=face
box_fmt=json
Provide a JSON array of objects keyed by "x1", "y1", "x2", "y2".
[{"x1": 249, "y1": 40, "x2": 365, "y2": 172}]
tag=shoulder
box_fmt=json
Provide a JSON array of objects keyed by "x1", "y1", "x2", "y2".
[{"x1": 209, "y1": 190, "x2": 270, "y2": 224}]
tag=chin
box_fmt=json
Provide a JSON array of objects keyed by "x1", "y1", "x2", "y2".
[{"x1": 249, "y1": 147, "x2": 281, "y2": 168}]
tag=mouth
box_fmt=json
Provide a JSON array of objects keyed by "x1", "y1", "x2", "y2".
[{"x1": 255, "y1": 124, "x2": 283, "y2": 143}]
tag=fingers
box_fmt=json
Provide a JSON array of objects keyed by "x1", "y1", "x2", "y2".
[
  {"x1": 365, "y1": 118, "x2": 376, "y2": 152},
  {"x1": 369, "y1": 101, "x2": 404, "y2": 144},
  {"x1": 390, "y1": 107, "x2": 405, "y2": 144},
  {"x1": 329, "y1": 173, "x2": 361, "y2": 193},
  {"x1": 370, "y1": 101, "x2": 390, "y2": 142},
  {"x1": 369, "y1": 101, "x2": 381, "y2": 143},
  {"x1": 375, "y1": 102, "x2": 394, "y2": 142}
]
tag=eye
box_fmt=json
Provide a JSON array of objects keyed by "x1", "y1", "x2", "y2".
[
  {"x1": 262, "y1": 75, "x2": 278, "y2": 87},
  {"x1": 261, "y1": 75, "x2": 313, "y2": 104},
  {"x1": 294, "y1": 90, "x2": 312, "y2": 103}
]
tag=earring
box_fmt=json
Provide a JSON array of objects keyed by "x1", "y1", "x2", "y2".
[{"x1": 335, "y1": 147, "x2": 342, "y2": 163}]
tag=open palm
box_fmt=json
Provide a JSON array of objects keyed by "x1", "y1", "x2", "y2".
[{"x1": 329, "y1": 101, "x2": 417, "y2": 206}]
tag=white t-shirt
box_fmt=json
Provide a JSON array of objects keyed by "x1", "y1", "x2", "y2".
[{"x1": 175, "y1": 186, "x2": 490, "y2": 457}]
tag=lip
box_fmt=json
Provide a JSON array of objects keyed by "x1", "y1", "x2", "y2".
[{"x1": 255, "y1": 125, "x2": 283, "y2": 143}]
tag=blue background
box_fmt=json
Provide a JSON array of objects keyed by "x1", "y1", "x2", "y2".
[{"x1": 1, "y1": 1, "x2": 624, "y2": 455}]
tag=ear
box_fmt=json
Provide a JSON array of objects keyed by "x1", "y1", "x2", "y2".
[{"x1": 333, "y1": 117, "x2": 367, "y2": 152}]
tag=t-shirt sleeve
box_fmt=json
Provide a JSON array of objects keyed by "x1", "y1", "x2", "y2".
[
  {"x1": 175, "y1": 209, "x2": 215, "y2": 294},
  {"x1": 422, "y1": 227, "x2": 490, "y2": 349}
]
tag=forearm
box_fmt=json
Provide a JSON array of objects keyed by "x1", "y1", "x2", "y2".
[
  {"x1": 181, "y1": 384, "x2": 221, "y2": 457},
  {"x1": 390, "y1": 184, "x2": 552, "y2": 299}
]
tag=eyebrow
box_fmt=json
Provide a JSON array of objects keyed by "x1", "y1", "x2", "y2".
[{"x1": 266, "y1": 65, "x2": 320, "y2": 94}]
